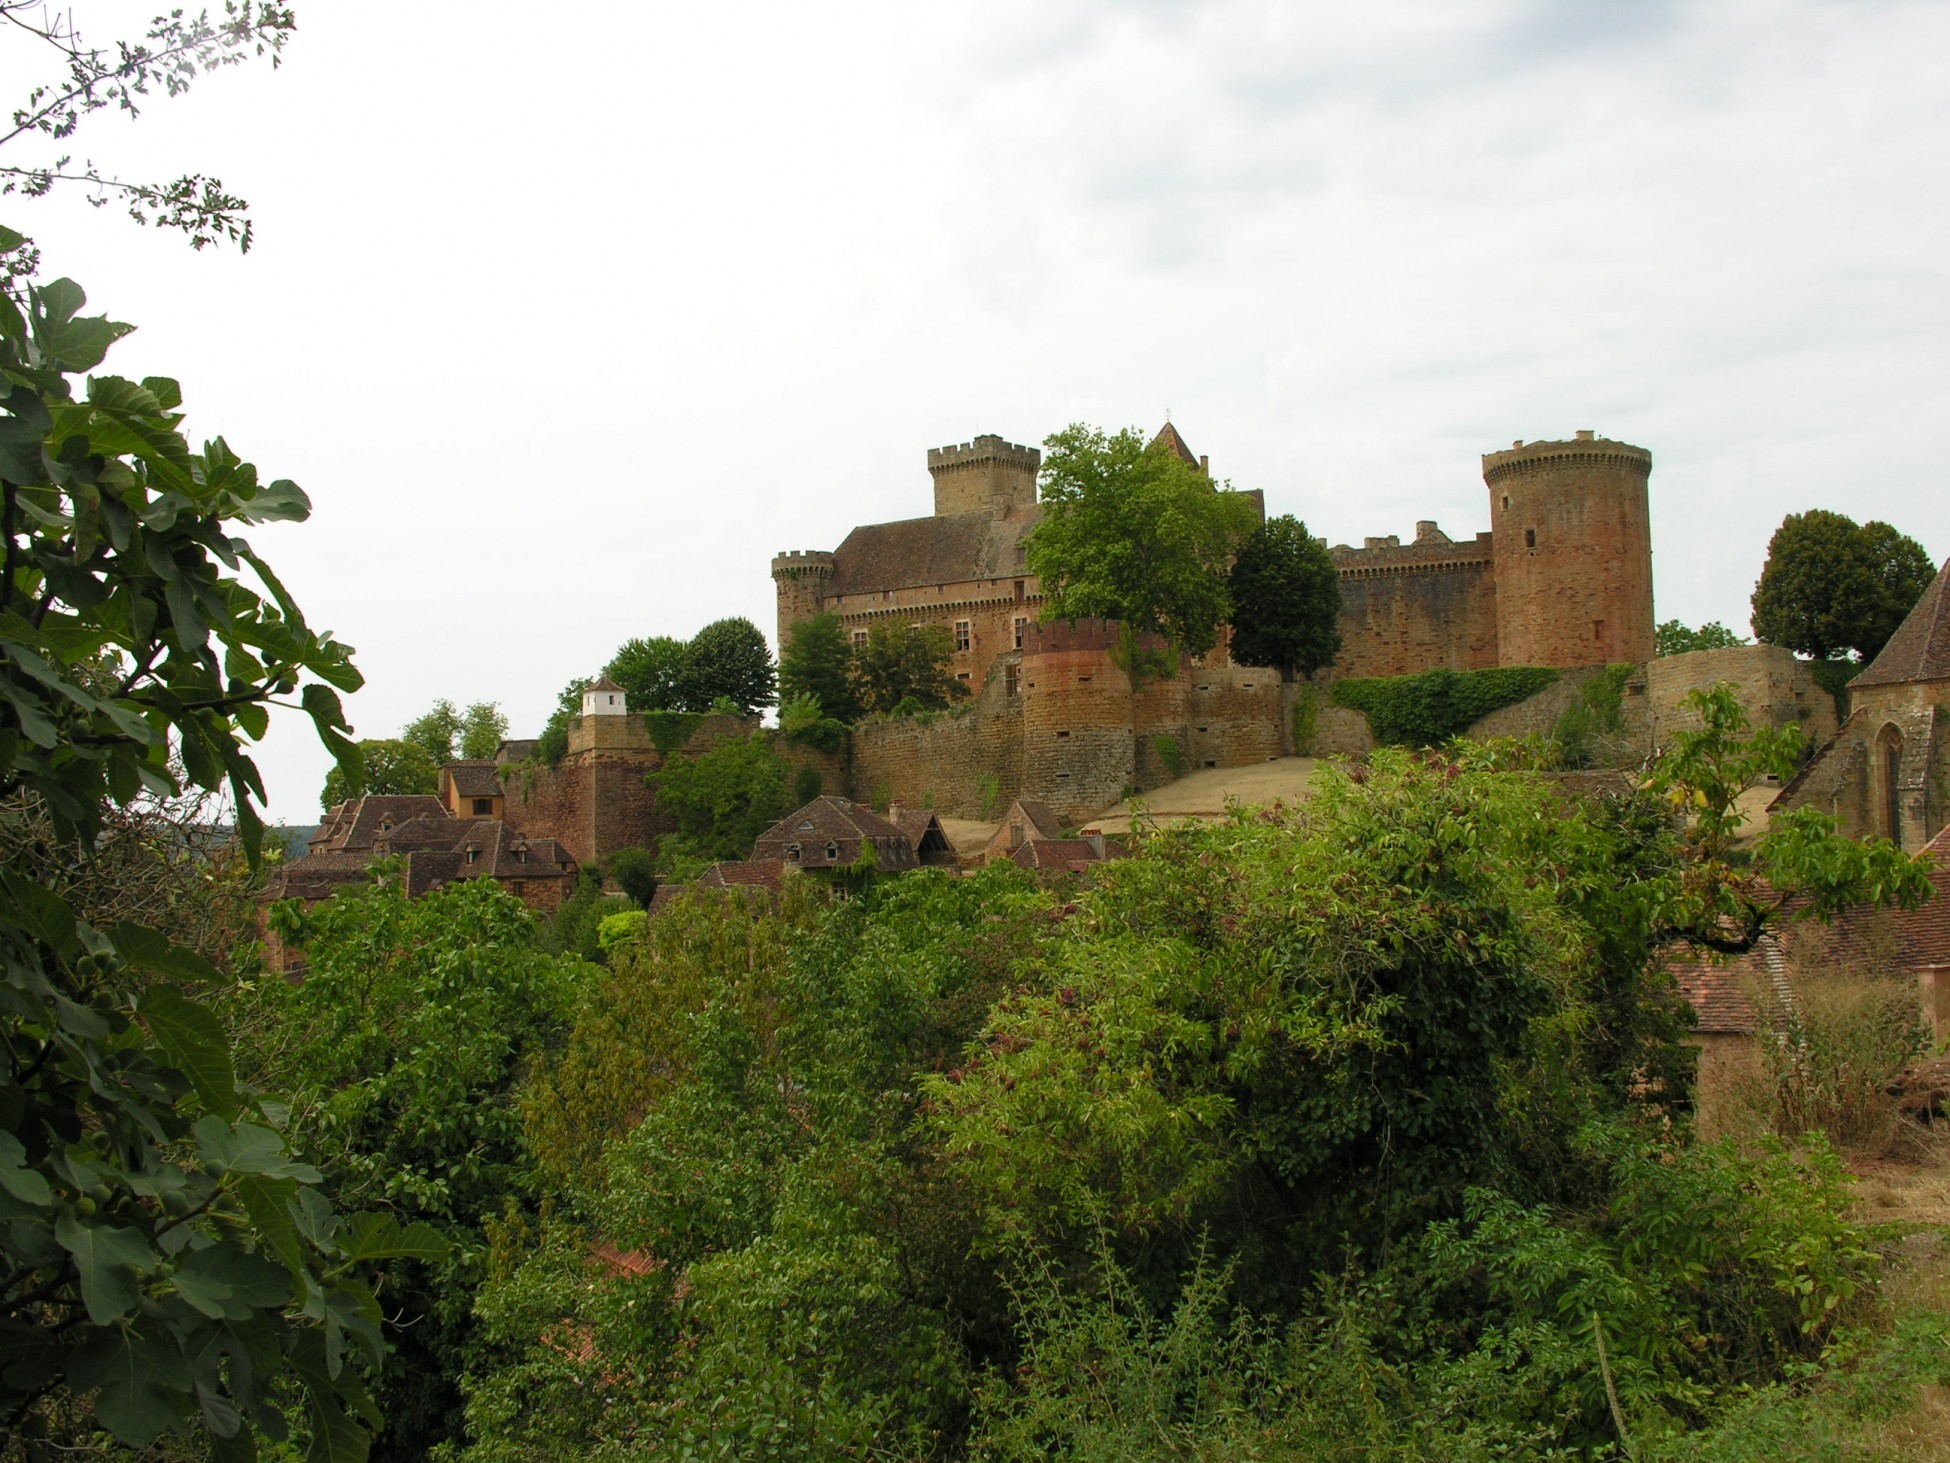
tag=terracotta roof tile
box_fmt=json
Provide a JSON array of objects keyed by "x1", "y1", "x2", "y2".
[
  {"x1": 1852, "y1": 557, "x2": 1950, "y2": 688},
  {"x1": 753, "y1": 796, "x2": 918, "y2": 870}
]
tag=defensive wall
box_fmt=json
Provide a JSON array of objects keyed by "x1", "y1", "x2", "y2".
[
  {"x1": 1329, "y1": 526, "x2": 1499, "y2": 678},
  {"x1": 499, "y1": 713, "x2": 755, "y2": 867}
]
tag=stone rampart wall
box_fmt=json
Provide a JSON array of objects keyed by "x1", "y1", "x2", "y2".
[
  {"x1": 1647, "y1": 645, "x2": 1839, "y2": 748},
  {"x1": 848, "y1": 671, "x2": 1024, "y2": 818},
  {"x1": 1022, "y1": 644, "x2": 1136, "y2": 822},
  {"x1": 1333, "y1": 559, "x2": 1499, "y2": 678}
]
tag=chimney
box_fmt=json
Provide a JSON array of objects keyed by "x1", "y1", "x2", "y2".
[
  {"x1": 1199, "y1": 454, "x2": 1210, "y2": 476},
  {"x1": 1082, "y1": 828, "x2": 1105, "y2": 859},
  {"x1": 887, "y1": 800, "x2": 905, "y2": 822}
]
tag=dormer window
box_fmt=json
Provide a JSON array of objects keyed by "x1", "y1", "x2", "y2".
[
  {"x1": 514, "y1": 846, "x2": 527, "y2": 863},
  {"x1": 826, "y1": 842, "x2": 839, "y2": 861},
  {"x1": 798, "y1": 821, "x2": 815, "y2": 832},
  {"x1": 465, "y1": 847, "x2": 479, "y2": 864},
  {"x1": 786, "y1": 843, "x2": 801, "y2": 862}
]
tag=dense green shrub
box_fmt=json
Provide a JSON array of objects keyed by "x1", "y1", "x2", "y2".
[
  {"x1": 1555, "y1": 662, "x2": 1636, "y2": 767},
  {"x1": 780, "y1": 691, "x2": 848, "y2": 752},
  {"x1": 794, "y1": 764, "x2": 824, "y2": 804},
  {"x1": 640, "y1": 708, "x2": 706, "y2": 753},
  {"x1": 1808, "y1": 655, "x2": 1856, "y2": 718},
  {"x1": 605, "y1": 845, "x2": 658, "y2": 908},
  {"x1": 1332, "y1": 666, "x2": 1560, "y2": 745}
]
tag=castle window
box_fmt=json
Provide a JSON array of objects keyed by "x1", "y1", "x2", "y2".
[
  {"x1": 472, "y1": 797, "x2": 493, "y2": 816},
  {"x1": 1525, "y1": 528, "x2": 1536, "y2": 548},
  {"x1": 955, "y1": 619, "x2": 971, "y2": 652},
  {"x1": 1014, "y1": 580, "x2": 1025, "y2": 601},
  {"x1": 1502, "y1": 496, "x2": 1510, "y2": 511},
  {"x1": 1015, "y1": 546, "x2": 1027, "y2": 567},
  {"x1": 1078, "y1": 675, "x2": 1092, "y2": 684},
  {"x1": 852, "y1": 630, "x2": 868, "y2": 647},
  {"x1": 1056, "y1": 730, "x2": 1070, "y2": 739},
  {"x1": 957, "y1": 672, "x2": 971, "y2": 685},
  {"x1": 1005, "y1": 665, "x2": 1020, "y2": 696},
  {"x1": 1014, "y1": 616, "x2": 1027, "y2": 648},
  {"x1": 1593, "y1": 620, "x2": 1605, "y2": 641}
]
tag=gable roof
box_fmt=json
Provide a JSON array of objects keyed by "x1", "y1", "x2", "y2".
[
  {"x1": 1012, "y1": 836, "x2": 1130, "y2": 875},
  {"x1": 1007, "y1": 799, "x2": 1062, "y2": 838},
  {"x1": 890, "y1": 807, "x2": 958, "y2": 865},
  {"x1": 829, "y1": 510, "x2": 1038, "y2": 597},
  {"x1": 441, "y1": 761, "x2": 502, "y2": 799},
  {"x1": 1853, "y1": 557, "x2": 1950, "y2": 689},
  {"x1": 310, "y1": 796, "x2": 450, "y2": 854}
]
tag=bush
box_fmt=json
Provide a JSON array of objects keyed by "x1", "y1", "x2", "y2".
[
  {"x1": 794, "y1": 765, "x2": 824, "y2": 804},
  {"x1": 780, "y1": 692, "x2": 847, "y2": 753},
  {"x1": 598, "y1": 909, "x2": 649, "y2": 953},
  {"x1": 1748, "y1": 964, "x2": 1932, "y2": 1152},
  {"x1": 606, "y1": 846, "x2": 659, "y2": 908},
  {"x1": 1554, "y1": 662, "x2": 1635, "y2": 768},
  {"x1": 977, "y1": 772, "x2": 1002, "y2": 821},
  {"x1": 1332, "y1": 666, "x2": 1561, "y2": 746}
]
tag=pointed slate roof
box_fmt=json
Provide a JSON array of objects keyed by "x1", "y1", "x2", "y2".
[
  {"x1": 1852, "y1": 557, "x2": 1950, "y2": 689},
  {"x1": 588, "y1": 674, "x2": 626, "y2": 694},
  {"x1": 1150, "y1": 421, "x2": 1199, "y2": 466}
]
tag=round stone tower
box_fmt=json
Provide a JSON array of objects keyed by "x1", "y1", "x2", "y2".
[
  {"x1": 770, "y1": 549, "x2": 836, "y2": 653},
  {"x1": 1483, "y1": 431, "x2": 1653, "y2": 668}
]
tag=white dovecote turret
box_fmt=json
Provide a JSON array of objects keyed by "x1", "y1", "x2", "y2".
[{"x1": 582, "y1": 675, "x2": 628, "y2": 717}]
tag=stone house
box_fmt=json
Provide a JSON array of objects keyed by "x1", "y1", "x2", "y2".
[
  {"x1": 751, "y1": 796, "x2": 920, "y2": 872},
  {"x1": 1010, "y1": 830, "x2": 1130, "y2": 881},
  {"x1": 984, "y1": 799, "x2": 1063, "y2": 861},
  {"x1": 260, "y1": 794, "x2": 579, "y2": 971},
  {"x1": 1772, "y1": 556, "x2": 1950, "y2": 852}
]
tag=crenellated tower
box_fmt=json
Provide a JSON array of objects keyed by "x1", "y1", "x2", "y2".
[
  {"x1": 1484, "y1": 431, "x2": 1654, "y2": 668},
  {"x1": 927, "y1": 434, "x2": 1041, "y2": 518},
  {"x1": 770, "y1": 549, "x2": 836, "y2": 653}
]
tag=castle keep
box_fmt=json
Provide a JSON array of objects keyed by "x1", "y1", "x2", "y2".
[{"x1": 771, "y1": 425, "x2": 1656, "y2": 821}]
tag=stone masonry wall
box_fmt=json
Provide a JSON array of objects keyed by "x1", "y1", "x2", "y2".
[
  {"x1": 1331, "y1": 546, "x2": 1499, "y2": 679},
  {"x1": 1646, "y1": 645, "x2": 1840, "y2": 750},
  {"x1": 848, "y1": 668, "x2": 1024, "y2": 818},
  {"x1": 1186, "y1": 667, "x2": 1286, "y2": 768},
  {"x1": 1021, "y1": 624, "x2": 1136, "y2": 824}
]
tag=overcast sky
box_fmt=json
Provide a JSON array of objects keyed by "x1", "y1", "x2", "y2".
[{"x1": 8, "y1": 1, "x2": 1949, "y2": 823}]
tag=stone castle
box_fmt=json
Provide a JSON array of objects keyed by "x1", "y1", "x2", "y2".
[{"x1": 770, "y1": 424, "x2": 1659, "y2": 822}]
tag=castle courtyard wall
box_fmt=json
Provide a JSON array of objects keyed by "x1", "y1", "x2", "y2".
[{"x1": 1330, "y1": 546, "x2": 1499, "y2": 679}]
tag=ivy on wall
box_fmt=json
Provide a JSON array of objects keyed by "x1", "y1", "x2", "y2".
[
  {"x1": 642, "y1": 710, "x2": 708, "y2": 753},
  {"x1": 1332, "y1": 667, "x2": 1560, "y2": 746}
]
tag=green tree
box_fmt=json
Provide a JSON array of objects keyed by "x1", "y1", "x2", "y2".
[
  {"x1": 536, "y1": 676, "x2": 592, "y2": 766},
  {"x1": 851, "y1": 622, "x2": 967, "y2": 715},
  {"x1": 1655, "y1": 618, "x2": 1750, "y2": 656},
  {"x1": 0, "y1": 263, "x2": 438, "y2": 1452},
  {"x1": 676, "y1": 616, "x2": 777, "y2": 713},
  {"x1": 1227, "y1": 514, "x2": 1342, "y2": 680},
  {"x1": 1750, "y1": 510, "x2": 1936, "y2": 661},
  {"x1": 252, "y1": 876, "x2": 587, "y2": 1458},
  {"x1": 0, "y1": 2, "x2": 294, "y2": 271},
  {"x1": 607, "y1": 845, "x2": 660, "y2": 908},
  {"x1": 403, "y1": 697, "x2": 465, "y2": 764},
  {"x1": 459, "y1": 698, "x2": 508, "y2": 759},
  {"x1": 606, "y1": 634, "x2": 690, "y2": 711},
  {"x1": 319, "y1": 735, "x2": 440, "y2": 810},
  {"x1": 649, "y1": 734, "x2": 791, "y2": 863},
  {"x1": 779, "y1": 611, "x2": 862, "y2": 722},
  {"x1": 1028, "y1": 423, "x2": 1260, "y2": 665}
]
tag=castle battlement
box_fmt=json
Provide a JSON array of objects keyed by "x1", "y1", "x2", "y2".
[
  {"x1": 1482, "y1": 433, "x2": 1652, "y2": 485},
  {"x1": 771, "y1": 550, "x2": 836, "y2": 578},
  {"x1": 926, "y1": 435, "x2": 1041, "y2": 471}
]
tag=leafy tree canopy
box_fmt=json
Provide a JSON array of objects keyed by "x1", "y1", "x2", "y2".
[
  {"x1": 852, "y1": 622, "x2": 968, "y2": 715},
  {"x1": 1750, "y1": 509, "x2": 1936, "y2": 662},
  {"x1": 319, "y1": 734, "x2": 438, "y2": 810},
  {"x1": 606, "y1": 634, "x2": 690, "y2": 712},
  {"x1": 607, "y1": 845, "x2": 660, "y2": 908},
  {"x1": 676, "y1": 616, "x2": 777, "y2": 714},
  {"x1": 1028, "y1": 423, "x2": 1260, "y2": 660},
  {"x1": 779, "y1": 611, "x2": 863, "y2": 722},
  {"x1": 1227, "y1": 514, "x2": 1342, "y2": 680},
  {"x1": 251, "y1": 876, "x2": 588, "y2": 1456},
  {"x1": 536, "y1": 676, "x2": 592, "y2": 767},
  {"x1": 1655, "y1": 618, "x2": 1750, "y2": 656},
  {"x1": 649, "y1": 733, "x2": 791, "y2": 864},
  {"x1": 0, "y1": 261, "x2": 435, "y2": 1452},
  {"x1": 458, "y1": 698, "x2": 508, "y2": 759}
]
